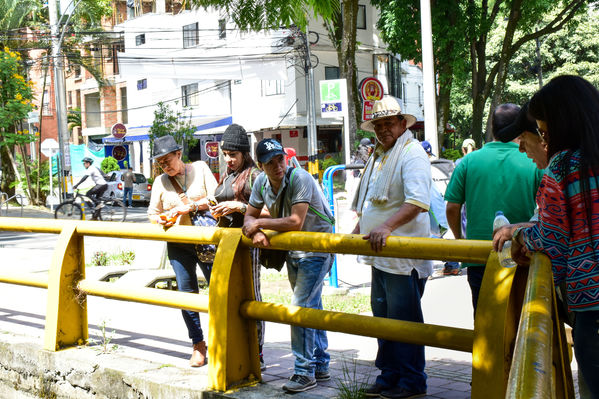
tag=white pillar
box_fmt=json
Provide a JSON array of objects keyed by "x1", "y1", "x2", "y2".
[{"x1": 420, "y1": 0, "x2": 439, "y2": 155}]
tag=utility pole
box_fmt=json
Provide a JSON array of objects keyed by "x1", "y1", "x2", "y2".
[
  {"x1": 420, "y1": 0, "x2": 439, "y2": 155},
  {"x1": 299, "y1": 29, "x2": 319, "y2": 179},
  {"x1": 48, "y1": 0, "x2": 72, "y2": 200}
]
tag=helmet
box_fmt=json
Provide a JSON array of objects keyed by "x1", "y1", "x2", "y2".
[{"x1": 82, "y1": 157, "x2": 94, "y2": 164}]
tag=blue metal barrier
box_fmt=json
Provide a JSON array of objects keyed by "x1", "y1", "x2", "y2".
[{"x1": 322, "y1": 164, "x2": 364, "y2": 288}]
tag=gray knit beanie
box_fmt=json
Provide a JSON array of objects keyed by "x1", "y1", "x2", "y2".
[{"x1": 221, "y1": 124, "x2": 250, "y2": 152}]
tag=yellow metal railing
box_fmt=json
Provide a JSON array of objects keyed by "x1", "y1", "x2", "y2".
[
  {"x1": 0, "y1": 217, "x2": 573, "y2": 397},
  {"x1": 505, "y1": 253, "x2": 574, "y2": 398}
]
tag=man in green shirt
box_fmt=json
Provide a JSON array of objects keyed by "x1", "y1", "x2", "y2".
[{"x1": 445, "y1": 103, "x2": 543, "y2": 315}]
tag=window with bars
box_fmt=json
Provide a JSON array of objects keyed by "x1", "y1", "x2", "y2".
[
  {"x1": 181, "y1": 83, "x2": 199, "y2": 106},
  {"x1": 388, "y1": 56, "x2": 402, "y2": 99},
  {"x1": 261, "y1": 80, "x2": 285, "y2": 96},
  {"x1": 218, "y1": 19, "x2": 226, "y2": 40},
  {"x1": 183, "y1": 22, "x2": 199, "y2": 48},
  {"x1": 135, "y1": 34, "x2": 145, "y2": 46}
]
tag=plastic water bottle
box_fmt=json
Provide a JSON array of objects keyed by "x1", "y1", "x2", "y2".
[{"x1": 493, "y1": 211, "x2": 517, "y2": 268}]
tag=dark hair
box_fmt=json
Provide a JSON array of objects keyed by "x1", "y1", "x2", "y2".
[
  {"x1": 528, "y1": 75, "x2": 599, "y2": 243},
  {"x1": 528, "y1": 75, "x2": 599, "y2": 163},
  {"x1": 491, "y1": 103, "x2": 520, "y2": 138},
  {"x1": 219, "y1": 151, "x2": 257, "y2": 201}
]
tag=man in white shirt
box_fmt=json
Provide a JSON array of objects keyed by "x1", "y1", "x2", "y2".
[{"x1": 351, "y1": 96, "x2": 431, "y2": 399}]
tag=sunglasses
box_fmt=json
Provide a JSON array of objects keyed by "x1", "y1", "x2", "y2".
[{"x1": 536, "y1": 126, "x2": 547, "y2": 140}]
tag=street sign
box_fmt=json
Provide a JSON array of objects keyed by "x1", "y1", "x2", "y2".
[
  {"x1": 205, "y1": 141, "x2": 219, "y2": 158},
  {"x1": 111, "y1": 123, "x2": 127, "y2": 139},
  {"x1": 41, "y1": 138, "x2": 60, "y2": 157},
  {"x1": 112, "y1": 145, "x2": 127, "y2": 161},
  {"x1": 319, "y1": 79, "x2": 347, "y2": 118},
  {"x1": 27, "y1": 111, "x2": 39, "y2": 124},
  {"x1": 359, "y1": 77, "x2": 384, "y2": 101},
  {"x1": 362, "y1": 100, "x2": 375, "y2": 121}
]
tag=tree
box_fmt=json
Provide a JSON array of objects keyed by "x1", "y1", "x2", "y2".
[
  {"x1": 149, "y1": 102, "x2": 198, "y2": 156},
  {"x1": 374, "y1": 0, "x2": 587, "y2": 146},
  {"x1": 373, "y1": 0, "x2": 470, "y2": 148},
  {"x1": 0, "y1": 46, "x2": 36, "y2": 200}
]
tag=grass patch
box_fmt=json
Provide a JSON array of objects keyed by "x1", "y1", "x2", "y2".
[{"x1": 261, "y1": 290, "x2": 370, "y2": 315}]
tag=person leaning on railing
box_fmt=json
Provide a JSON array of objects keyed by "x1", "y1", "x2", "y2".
[
  {"x1": 208, "y1": 123, "x2": 269, "y2": 370},
  {"x1": 147, "y1": 135, "x2": 218, "y2": 368},
  {"x1": 506, "y1": 76, "x2": 599, "y2": 398}
]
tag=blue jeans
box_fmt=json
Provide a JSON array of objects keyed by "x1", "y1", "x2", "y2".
[
  {"x1": 123, "y1": 187, "x2": 133, "y2": 207},
  {"x1": 371, "y1": 267, "x2": 427, "y2": 393},
  {"x1": 167, "y1": 243, "x2": 212, "y2": 344},
  {"x1": 286, "y1": 254, "x2": 332, "y2": 377},
  {"x1": 573, "y1": 310, "x2": 599, "y2": 397},
  {"x1": 467, "y1": 267, "x2": 485, "y2": 317}
]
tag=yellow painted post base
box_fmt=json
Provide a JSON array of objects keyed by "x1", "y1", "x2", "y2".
[
  {"x1": 43, "y1": 223, "x2": 87, "y2": 351},
  {"x1": 208, "y1": 231, "x2": 260, "y2": 391}
]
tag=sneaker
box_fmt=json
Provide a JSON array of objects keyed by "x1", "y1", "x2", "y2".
[
  {"x1": 364, "y1": 383, "x2": 387, "y2": 397},
  {"x1": 259, "y1": 353, "x2": 266, "y2": 371},
  {"x1": 380, "y1": 387, "x2": 426, "y2": 399},
  {"x1": 282, "y1": 374, "x2": 317, "y2": 392},
  {"x1": 315, "y1": 370, "x2": 331, "y2": 381}
]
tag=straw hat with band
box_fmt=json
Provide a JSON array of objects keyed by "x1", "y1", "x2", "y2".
[{"x1": 360, "y1": 96, "x2": 417, "y2": 132}]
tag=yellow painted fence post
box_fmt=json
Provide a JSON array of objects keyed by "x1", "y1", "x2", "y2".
[
  {"x1": 208, "y1": 230, "x2": 260, "y2": 391},
  {"x1": 43, "y1": 222, "x2": 88, "y2": 351}
]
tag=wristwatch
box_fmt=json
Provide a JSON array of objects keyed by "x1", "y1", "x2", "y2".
[{"x1": 240, "y1": 203, "x2": 247, "y2": 214}]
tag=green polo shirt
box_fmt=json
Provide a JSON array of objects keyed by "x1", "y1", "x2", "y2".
[{"x1": 444, "y1": 141, "x2": 543, "y2": 267}]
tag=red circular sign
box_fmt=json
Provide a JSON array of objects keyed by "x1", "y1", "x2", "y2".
[
  {"x1": 360, "y1": 77, "x2": 384, "y2": 101},
  {"x1": 205, "y1": 141, "x2": 219, "y2": 158},
  {"x1": 112, "y1": 145, "x2": 127, "y2": 161},
  {"x1": 111, "y1": 123, "x2": 127, "y2": 139}
]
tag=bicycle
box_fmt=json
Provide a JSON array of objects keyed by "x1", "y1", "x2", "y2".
[{"x1": 54, "y1": 190, "x2": 127, "y2": 222}]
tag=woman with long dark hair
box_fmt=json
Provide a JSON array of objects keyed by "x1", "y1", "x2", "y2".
[
  {"x1": 512, "y1": 75, "x2": 599, "y2": 397},
  {"x1": 209, "y1": 124, "x2": 267, "y2": 369}
]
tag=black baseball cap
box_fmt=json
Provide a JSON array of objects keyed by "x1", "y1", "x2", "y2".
[
  {"x1": 256, "y1": 138, "x2": 286, "y2": 163},
  {"x1": 496, "y1": 102, "x2": 538, "y2": 142}
]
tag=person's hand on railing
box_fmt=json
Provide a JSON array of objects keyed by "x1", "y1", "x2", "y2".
[{"x1": 251, "y1": 230, "x2": 270, "y2": 247}]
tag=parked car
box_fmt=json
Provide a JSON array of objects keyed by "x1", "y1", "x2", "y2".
[{"x1": 105, "y1": 170, "x2": 152, "y2": 205}]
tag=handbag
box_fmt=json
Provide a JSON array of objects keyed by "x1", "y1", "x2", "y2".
[{"x1": 168, "y1": 175, "x2": 217, "y2": 263}]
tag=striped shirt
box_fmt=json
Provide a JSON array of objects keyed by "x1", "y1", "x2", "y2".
[{"x1": 521, "y1": 149, "x2": 599, "y2": 311}]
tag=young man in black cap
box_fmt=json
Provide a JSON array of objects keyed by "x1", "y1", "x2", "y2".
[{"x1": 242, "y1": 138, "x2": 334, "y2": 393}]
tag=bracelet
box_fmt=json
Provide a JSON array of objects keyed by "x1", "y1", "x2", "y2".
[{"x1": 240, "y1": 203, "x2": 247, "y2": 214}]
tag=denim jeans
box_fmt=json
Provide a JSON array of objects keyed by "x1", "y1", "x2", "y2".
[
  {"x1": 467, "y1": 267, "x2": 485, "y2": 317},
  {"x1": 123, "y1": 187, "x2": 133, "y2": 207},
  {"x1": 286, "y1": 254, "x2": 332, "y2": 377},
  {"x1": 371, "y1": 267, "x2": 427, "y2": 393},
  {"x1": 167, "y1": 242, "x2": 212, "y2": 344},
  {"x1": 573, "y1": 309, "x2": 599, "y2": 397}
]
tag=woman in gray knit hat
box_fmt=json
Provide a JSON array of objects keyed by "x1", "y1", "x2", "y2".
[{"x1": 209, "y1": 123, "x2": 268, "y2": 369}]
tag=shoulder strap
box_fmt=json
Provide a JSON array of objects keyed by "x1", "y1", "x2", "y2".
[
  {"x1": 288, "y1": 167, "x2": 334, "y2": 226},
  {"x1": 168, "y1": 175, "x2": 191, "y2": 205}
]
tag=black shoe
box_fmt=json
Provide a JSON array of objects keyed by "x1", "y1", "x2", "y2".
[
  {"x1": 380, "y1": 387, "x2": 426, "y2": 399},
  {"x1": 315, "y1": 370, "x2": 330, "y2": 381},
  {"x1": 282, "y1": 374, "x2": 317, "y2": 392},
  {"x1": 364, "y1": 383, "x2": 387, "y2": 397}
]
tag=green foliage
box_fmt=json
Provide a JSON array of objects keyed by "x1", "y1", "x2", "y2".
[
  {"x1": 0, "y1": 46, "x2": 35, "y2": 146},
  {"x1": 67, "y1": 108, "x2": 82, "y2": 132},
  {"x1": 191, "y1": 0, "x2": 338, "y2": 31},
  {"x1": 336, "y1": 360, "x2": 373, "y2": 399},
  {"x1": 149, "y1": 102, "x2": 197, "y2": 155},
  {"x1": 10, "y1": 155, "x2": 57, "y2": 202},
  {"x1": 319, "y1": 154, "x2": 342, "y2": 172},
  {"x1": 354, "y1": 129, "x2": 374, "y2": 149},
  {"x1": 100, "y1": 156, "x2": 119, "y2": 174},
  {"x1": 89, "y1": 249, "x2": 136, "y2": 267},
  {"x1": 441, "y1": 149, "x2": 461, "y2": 162},
  {"x1": 91, "y1": 251, "x2": 109, "y2": 266}
]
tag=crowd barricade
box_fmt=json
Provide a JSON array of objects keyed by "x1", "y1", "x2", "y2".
[{"x1": 0, "y1": 218, "x2": 573, "y2": 398}]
